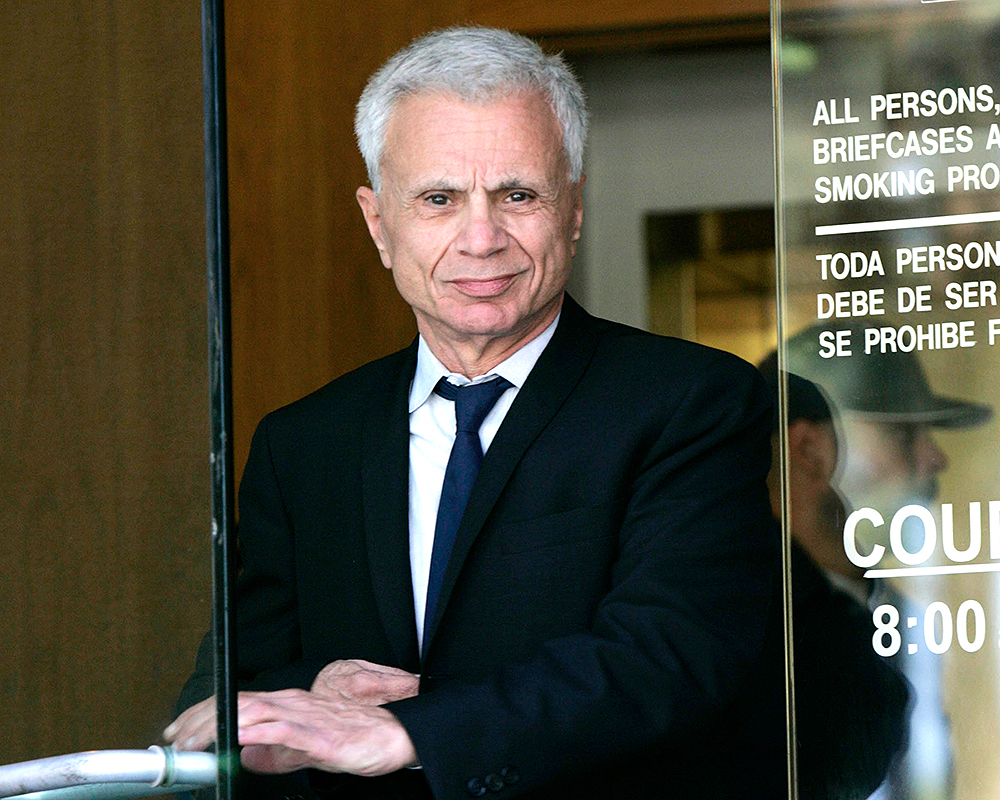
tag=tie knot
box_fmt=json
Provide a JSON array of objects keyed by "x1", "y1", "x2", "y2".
[{"x1": 435, "y1": 376, "x2": 513, "y2": 432}]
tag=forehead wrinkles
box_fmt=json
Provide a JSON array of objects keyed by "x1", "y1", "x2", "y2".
[{"x1": 382, "y1": 93, "x2": 566, "y2": 191}]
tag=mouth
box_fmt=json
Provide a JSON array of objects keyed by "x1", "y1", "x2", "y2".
[{"x1": 448, "y1": 273, "x2": 520, "y2": 298}]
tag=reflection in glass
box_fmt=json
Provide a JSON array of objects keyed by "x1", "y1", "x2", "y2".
[{"x1": 775, "y1": 2, "x2": 1000, "y2": 797}]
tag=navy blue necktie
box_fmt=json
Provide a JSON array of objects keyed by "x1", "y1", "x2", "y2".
[{"x1": 424, "y1": 375, "x2": 513, "y2": 651}]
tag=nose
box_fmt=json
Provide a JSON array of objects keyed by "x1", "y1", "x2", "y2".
[
  {"x1": 456, "y1": 195, "x2": 507, "y2": 258},
  {"x1": 914, "y1": 429, "x2": 948, "y2": 475}
]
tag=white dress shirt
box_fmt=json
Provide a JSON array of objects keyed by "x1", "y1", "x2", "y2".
[{"x1": 408, "y1": 315, "x2": 559, "y2": 647}]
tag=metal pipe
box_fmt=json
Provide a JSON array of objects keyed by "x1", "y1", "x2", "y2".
[
  {"x1": 0, "y1": 747, "x2": 216, "y2": 798},
  {"x1": 7, "y1": 781, "x2": 208, "y2": 800}
]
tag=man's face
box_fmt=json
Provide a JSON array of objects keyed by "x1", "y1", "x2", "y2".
[
  {"x1": 356, "y1": 92, "x2": 583, "y2": 360},
  {"x1": 838, "y1": 418, "x2": 949, "y2": 513}
]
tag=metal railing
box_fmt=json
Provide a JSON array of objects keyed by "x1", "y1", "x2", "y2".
[{"x1": 0, "y1": 747, "x2": 216, "y2": 800}]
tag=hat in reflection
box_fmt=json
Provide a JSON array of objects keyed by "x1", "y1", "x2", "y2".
[
  {"x1": 757, "y1": 351, "x2": 833, "y2": 430},
  {"x1": 783, "y1": 321, "x2": 991, "y2": 428}
]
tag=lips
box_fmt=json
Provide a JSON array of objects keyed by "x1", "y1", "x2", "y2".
[{"x1": 449, "y1": 273, "x2": 520, "y2": 297}]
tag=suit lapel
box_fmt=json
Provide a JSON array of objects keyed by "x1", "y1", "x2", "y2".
[
  {"x1": 361, "y1": 342, "x2": 421, "y2": 672},
  {"x1": 422, "y1": 296, "x2": 602, "y2": 652}
]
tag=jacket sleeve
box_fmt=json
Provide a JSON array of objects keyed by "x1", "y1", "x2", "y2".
[{"x1": 175, "y1": 413, "x2": 327, "y2": 716}]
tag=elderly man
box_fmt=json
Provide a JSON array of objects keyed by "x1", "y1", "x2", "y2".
[{"x1": 167, "y1": 27, "x2": 778, "y2": 799}]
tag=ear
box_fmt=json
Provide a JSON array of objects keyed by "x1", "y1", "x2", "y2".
[
  {"x1": 568, "y1": 175, "x2": 585, "y2": 256},
  {"x1": 356, "y1": 186, "x2": 392, "y2": 269}
]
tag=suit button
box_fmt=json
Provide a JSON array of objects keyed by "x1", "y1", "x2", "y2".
[
  {"x1": 484, "y1": 773, "x2": 504, "y2": 792},
  {"x1": 466, "y1": 777, "x2": 487, "y2": 797},
  {"x1": 500, "y1": 766, "x2": 520, "y2": 785}
]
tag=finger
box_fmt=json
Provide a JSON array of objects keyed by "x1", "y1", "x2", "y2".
[
  {"x1": 166, "y1": 696, "x2": 214, "y2": 733},
  {"x1": 237, "y1": 689, "x2": 313, "y2": 716},
  {"x1": 314, "y1": 668, "x2": 418, "y2": 705},
  {"x1": 346, "y1": 659, "x2": 417, "y2": 678},
  {"x1": 241, "y1": 743, "x2": 312, "y2": 774},
  {"x1": 235, "y1": 696, "x2": 349, "y2": 762},
  {"x1": 239, "y1": 719, "x2": 313, "y2": 755},
  {"x1": 347, "y1": 659, "x2": 403, "y2": 675},
  {"x1": 164, "y1": 697, "x2": 218, "y2": 749},
  {"x1": 236, "y1": 699, "x2": 416, "y2": 776},
  {"x1": 167, "y1": 712, "x2": 218, "y2": 751},
  {"x1": 169, "y1": 690, "x2": 297, "y2": 750},
  {"x1": 165, "y1": 690, "x2": 282, "y2": 749}
]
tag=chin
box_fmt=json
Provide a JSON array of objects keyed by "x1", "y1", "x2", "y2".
[{"x1": 448, "y1": 303, "x2": 525, "y2": 337}]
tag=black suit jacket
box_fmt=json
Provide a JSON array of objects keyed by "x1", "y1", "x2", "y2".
[{"x1": 179, "y1": 296, "x2": 780, "y2": 799}]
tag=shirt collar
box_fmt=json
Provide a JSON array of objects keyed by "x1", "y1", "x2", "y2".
[{"x1": 409, "y1": 312, "x2": 560, "y2": 413}]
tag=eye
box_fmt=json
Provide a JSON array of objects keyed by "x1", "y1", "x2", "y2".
[
  {"x1": 507, "y1": 190, "x2": 535, "y2": 203},
  {"x1": 425, "y1": 193, "x2": 450, "y2": 206}
]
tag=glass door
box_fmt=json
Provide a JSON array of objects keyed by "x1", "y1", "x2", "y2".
[
  {"x1": 1, "y1": 0, "x2": 230, "y2": 796},
  {"x1": 774, "y1": 1, "x2": 1000, "y2": 797}
]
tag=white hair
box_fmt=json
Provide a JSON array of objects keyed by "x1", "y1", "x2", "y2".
[{"x1": 355, "y1": 26, "x2": 589, "y2": 194}]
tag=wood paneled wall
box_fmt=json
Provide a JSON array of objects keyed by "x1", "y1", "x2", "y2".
[
  {"x1": 225, "y1": 0, "x2": 769, "y2": 476},
  {"x1": 2, "y1": 0, "x2": 208, "y2": 760}
]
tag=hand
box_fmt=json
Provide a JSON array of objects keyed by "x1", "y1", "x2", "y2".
[
  {"x1": 236, "y1": 689, "x2": 419, "y2": 776},
  {"x1": 163, "y1": 659, "x2": 421, "y2": 776},
  {"x1": 311, "y1": 659, "x2": 419, "y2": 706},
  {"x1": 164, "y1": 695, "x2": 217, "y2": 752}
]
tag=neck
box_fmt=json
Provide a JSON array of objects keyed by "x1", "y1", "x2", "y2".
[{"x1": 421, "y1": 296, "x2": 562, "y2": 378}]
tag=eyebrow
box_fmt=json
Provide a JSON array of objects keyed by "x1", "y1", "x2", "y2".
[
  {"x1": 493, "y1": 178, "x2": 529, "y2": 191},
  {"x1": 405, "y1": 180, "x2": 460, "y2": 198},
  {"x1": 408, "y1": 176, "x2": 541, "y2": 197}
]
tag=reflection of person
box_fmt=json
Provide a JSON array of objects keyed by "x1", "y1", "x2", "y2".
[
  {"x1": 758, "y1": 357, "x2": 910, "y2": 799},
  {"x1": 785, "y1": 321, "x2": 990, "y2": 524},
  {"x1": 165, "y1": 27, "x2": 779, "y2": 800},
  {"x1": 783, "y1": 321, "x2": 992, "y2": 800},
  {"x1": 759, "y1": 361, "x2": 850, "y2": 576}
]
